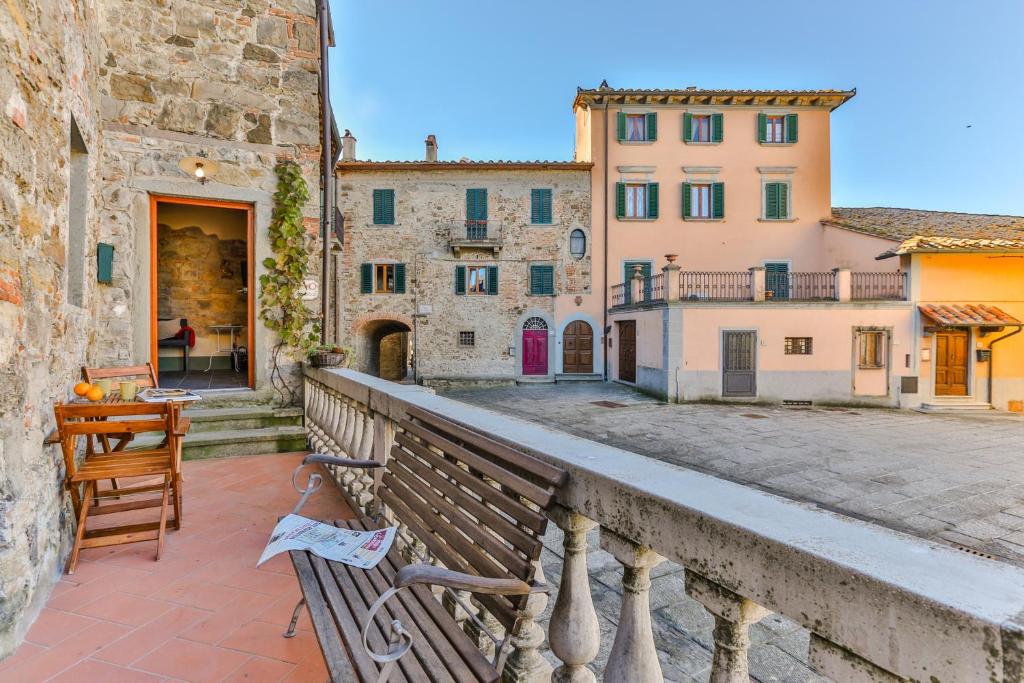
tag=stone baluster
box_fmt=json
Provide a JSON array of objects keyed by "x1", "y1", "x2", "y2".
[
  {"x1": 355, "y1": 410, "x2": 376, "y2": 511},
  {"x1": 348, "y1": 409, "x2": 368, "y2": 502},
  {"x1": 322, "y1": 392, "x2": 340, "y2": 452},
  {"x1": 502, "y1": 560, "x2": 552, "y2": 683},
  {"x1": 600, "y1": 530, "x2": 665, "y2": 683},
  {"x1": 548, "y1": 507, "x2": 600, "y2": 683},
  {"x1": 684, "y1": 570, "x2": 769, "y2": 683},
  {"x1": 341, "y1": 402, "x2": 357, "y2": 456},
  {"x1": 328, "y1": 396, "x2": 347, "y2": 453},
  {"x1": 464, "y1": 596, "x2": 504, "y2": 659},
  {"x1": 307, "y1": 384, "x2": 324, "y2": 448}
]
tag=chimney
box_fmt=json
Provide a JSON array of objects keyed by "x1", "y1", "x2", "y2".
[
  {"x1": 424, "y1": 134, "x2": 438, "y2": 162},
  {"x1": 341, "y1": 129, "x2": 357, "y2": 161}
]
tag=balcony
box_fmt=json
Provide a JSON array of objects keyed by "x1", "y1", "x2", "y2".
[
  {"x1": 612, "y1": 267, "x2": 909, "y2": 307},
  {"x1": 448, "y1": 219, "x2": 503, "y2": 257},
  {"x1": 303, "y1": 367, "x2": 1024, "y2": 681}
]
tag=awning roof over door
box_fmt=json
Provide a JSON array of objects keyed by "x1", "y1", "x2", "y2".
[{"x1": 919, "y1": 303, "x2": 1021, "y2": 328}]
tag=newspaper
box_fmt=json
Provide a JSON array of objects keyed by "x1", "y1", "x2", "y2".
[{"x1": 257, "y1": 514, "x2": 396, "y2": 570}]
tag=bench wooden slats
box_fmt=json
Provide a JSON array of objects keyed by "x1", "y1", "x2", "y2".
[
  {"x1": 292, "y1": 406, "x2": 566, "y2": 682},
  {"x1": 405, "y1": 405, "x2": 568, "y2": 488},
  {"x1": 398, "y1": 418, "x2": 555, "y2": 510},
  {"x1": 393, "y1": 432, "x2": 546, "y2": 535},
  {"x1": 388, "y1": 443, "x2": 541, "y2": 559}
]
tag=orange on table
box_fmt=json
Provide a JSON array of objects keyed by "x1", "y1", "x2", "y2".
[
  {"x1": 73, "y1": 382, "x2": 92, "y2": 396},
  {"x1": 85, "y1": 386, "x2": 105, "y2": 402}
]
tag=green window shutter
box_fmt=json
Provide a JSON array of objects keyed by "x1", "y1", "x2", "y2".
[
  {"x1": 711, "y1": 113, "x2": 723, "y2": 143},
  {"x1": 645, "y1": 112, "x2": 657, "y2": 141},
  {"x1": 616, "y1": 112, "x2": 626, "y2": 141},
  {"x1": 487, "y1": 265, "x2": 498, "y2": 295},
  {"x1": 757, "y1": 112, "x2": 767, "y2": 143},
  {"x1": 712, "y1": 182, "x2": 725, "y2": 219},
  {"x1": 373, "y1": 189, "x2": 394, "y2": 224},
  {"x1": 777, "y1": 183, "x2": 789, "y2": 218},
  {"x1": 682, "y1": 113, "x2": 692, "y2": 142},
  {"x1": 646, "y1": 182, "x2": 659, "y2": 219},
  {"x1": 544, "y1": 265, "x2": 554, "y2": 294},
  {"x1": 615, "y1": 182, "x2": 626, "y2": 219},
  {"x1": 531, "y1": 189, "x2": 552, "y2": 224},
  {"x1": 360, "y1": 263, "x2": 373, "y2": 293},
  {"x1": 529, "y1": 266, "x2": 539, "y2": 294},
  {"x1": 383, "y1": 189, "x2": 394, "y2": 224},
  {"x1": 394, "y1": 263, "x2": 406, "y2": 293},
  {"x1": 455, "y1": 265, "x2": 466, "y2": 295},
  {"x1": 530, "y1": 265, "x2": 553, "y2": 295},
  {"x1": 785, "y1": 114, "x2": 798, "y2": 143},
  {"x1": 765, "y1": 183, "x2": 778, "y2": 219},
  {"x1": 372, "y1": 190, "x2": 383, "y2": 224},
  {"x1": 466, "y1": 189, "x2": 488, "y2": 220},
  {"x1": 96, "y1": 243, "x2": 114, "y2": 284},
  {"x1": 681, "y1": 182, "x2": 692, "y2": 218}
]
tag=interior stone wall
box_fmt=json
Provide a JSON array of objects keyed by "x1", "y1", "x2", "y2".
[{"x1": 0, "y1": 0, "x2": 104, "y2": 658}]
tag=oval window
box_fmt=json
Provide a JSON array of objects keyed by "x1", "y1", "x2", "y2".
[{"x1": 569, "y1": 229, "x2": 586, "y2": 259}]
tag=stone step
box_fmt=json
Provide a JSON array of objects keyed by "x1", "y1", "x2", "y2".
[
  {"x1": 135, "y1": 425, "x2": 308, "y2": 460},
  {"x1": 515, "y1": 377, "x2": 556, "y2": 385},
  {"x1": 183, "y1": 406, "x2": 304, "y2": 433},
  {"x1": 555, "y1": 373, "x2": 604, "y2": 383},
  {"x1": 917, "y1": 402, "x2": 995, "y2": 414}
]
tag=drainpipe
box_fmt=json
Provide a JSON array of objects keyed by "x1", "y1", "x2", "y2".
[
  {"x1": 317, "y1": 0, "x2": 333, "y2": 344},
  {"x1": 601, "y1": 104, "x2": 609, "y2": 381},
  {"x1": 987, "y1": 325, "x2": 1022, "y2": 407}
]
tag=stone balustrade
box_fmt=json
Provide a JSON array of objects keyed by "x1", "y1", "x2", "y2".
[{"x1": 303, "y1": 367, "x2": 1024, "y2": 682}]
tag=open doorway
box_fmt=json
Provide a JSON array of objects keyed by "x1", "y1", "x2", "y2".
[
  {"x1": 150, "y1": 196, "x2": 254, "y2": 390},
  {"x1": 357, "y1": 319, "x2": 412, "y2": 381}
]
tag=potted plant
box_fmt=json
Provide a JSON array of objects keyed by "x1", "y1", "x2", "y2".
[{"x1": 308, "y1": 345, "x2": 349, "y2": 368}]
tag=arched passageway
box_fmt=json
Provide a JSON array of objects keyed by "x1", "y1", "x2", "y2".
[{"x1": 356, "y1": 319, "x2": 412, "y2": 380}]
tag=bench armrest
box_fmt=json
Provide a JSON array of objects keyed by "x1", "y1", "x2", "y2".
[
  {"x1": 394, "y1": 564, "x2": 545, "y2": 596},
  {"x1": 303, "y1": 453, "x2": 382, "y2": 469}
]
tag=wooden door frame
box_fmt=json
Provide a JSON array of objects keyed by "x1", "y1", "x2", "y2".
[
  {"x1": 562, "y1": 319, "x2": 594, "y2": 374},
  {"x1": 149, "y1": 195, "x2": 255, "y2": 390},
  {"x1": 932, "y1": 327, "x2": 971, "y2": 398}
]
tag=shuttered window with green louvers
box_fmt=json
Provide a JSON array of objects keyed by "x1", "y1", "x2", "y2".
[
  {"x1": 455, "y1": 265, "x2": 466, "y2": 295},
  {"x1": 393, "y1": 263, "x2": 406, "y2": 293},
  {"x1": 712, "y1": 182, "x2": 725, "y2": 219},
  {"x1": 531, "y1": 189, "x2": 552, "y2": 224},
  {"x1": 372, "y1": 189, "x2": 395, "y2": 224},
  {"x1": 764, "y1": 182, "x2": 789, "y2": 220},
  {"x1": 360, "y1": 263, "x2": 373, "y2": 293},
  {"x1": 529, "y1": 265, "x2": 555, "y2": 295},
  {"x1": 487, "y1": 265, "x2": 499, "y2": 295}
]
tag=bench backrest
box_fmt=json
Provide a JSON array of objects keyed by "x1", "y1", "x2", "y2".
[
  {"x1": 83, "y1": 363, "x2": 159, "y2": 389},
  {"x1": 383, "y1": 405, "x2": 567, "y2": 632}
]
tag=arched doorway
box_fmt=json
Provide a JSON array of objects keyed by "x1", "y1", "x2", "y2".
[
  {"x1": 562, "y1": 320, "x2": 594, "y2": 373},
  {"x1": 357, "y1": 319, "x2": 412, "y2": 381},
  {"x1": 522, "y1": 317, "x2": 549, "y2": 376}
]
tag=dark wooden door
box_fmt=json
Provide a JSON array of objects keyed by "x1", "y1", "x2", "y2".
[
  {"x1": 563, "y1": 321, "x2": 593, "y2": 374},
  {"x1": 522, "y1": 329, "x2": 548, "y2": 375},
  {"x1": 723, "y1": 330, "x2": 756, "y2": 397},
  {"x1": 618, "y1": 321, "x2": 636, "y2": 383},
  {"x1": 935, "y1": 330, "x2": 968, "y2": 396}
]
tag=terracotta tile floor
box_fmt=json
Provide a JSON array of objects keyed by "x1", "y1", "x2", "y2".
[{"x1": 0, "y1": 453, "x2": 354, "y2": 683}]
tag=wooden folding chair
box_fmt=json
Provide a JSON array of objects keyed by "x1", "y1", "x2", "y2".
[
  {"x1": 54, "y1": 401, "x2": 184, "y2": 573},
  {"x1": 82, "y1": 362, "x2": 159, "y2": 389}
]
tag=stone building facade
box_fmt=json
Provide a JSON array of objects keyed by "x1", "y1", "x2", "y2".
[
  {"x1": 336, "y1": 145, "x2": 593, "y2": 386},
  {"x1": 1, "y1": 0, "x2": 328, "y2": 656}
]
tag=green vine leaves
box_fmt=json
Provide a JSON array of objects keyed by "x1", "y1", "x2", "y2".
[{"x1": 259, "y1": 161, "x2": 320, "y2": 361}]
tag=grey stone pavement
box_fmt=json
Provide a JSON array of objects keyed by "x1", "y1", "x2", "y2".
[{"x1": 441, "y1": 382, "x2": 1024, "y2": 681}]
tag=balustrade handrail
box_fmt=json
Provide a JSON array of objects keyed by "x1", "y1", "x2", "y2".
[
  {"x1": 449, "y1": 219, "x2": 503, "y2": 242},
  {"x1": 851, "y1": 270, "x2": 908, "y2": 300},
  {"x1": 304, "y1": 367, "x2": 1024, "y2": 681},
  {"x1": 679, "y1": 270, "x2": 753, "y2": 301}
]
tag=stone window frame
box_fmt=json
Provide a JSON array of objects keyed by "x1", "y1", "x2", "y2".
[{"x1": 757, "y1": 167, "x2": 796, "y2": 222}]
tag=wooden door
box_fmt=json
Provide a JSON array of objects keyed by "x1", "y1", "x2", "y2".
[
  {"x1": 935, "y1": 330, "x2": 969, "y2": 396},
  {"x1": 723, "y1": 330, "x2": 756, "y2": 397},
  {"x1": 562, "y1": 321, "x2": 593, "y2": 374},
  {"x1": 618, "y1": 321, "x2": 636, "y2": 383},
  {"x1": 522, "y1": 329, "x2": 548, "y2": 375}
]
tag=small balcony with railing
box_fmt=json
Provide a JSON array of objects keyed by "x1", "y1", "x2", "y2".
[
  {"x1": 448, "y1": 219, "x2": 503, "y2": 256},
  {"x1": 611, "y1": 259, "x2": 909, "y2": 308}
]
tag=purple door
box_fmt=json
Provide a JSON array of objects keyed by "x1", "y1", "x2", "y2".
[{"x1": 522, "y1": 330, "x2": 548, "y2": 375}]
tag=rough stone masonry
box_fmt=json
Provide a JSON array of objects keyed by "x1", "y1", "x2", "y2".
[{"x1": 0, "y1": 0, "x2": 326, "y2": 657}]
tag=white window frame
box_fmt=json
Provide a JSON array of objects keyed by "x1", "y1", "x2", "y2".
[{"x1": 689, "y1": 183, "x2": 712, "y2": 219}]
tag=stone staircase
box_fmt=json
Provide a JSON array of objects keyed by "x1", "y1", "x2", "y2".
[{"x1": 136, "y1": 404, "x2": 307, "y2": 460}]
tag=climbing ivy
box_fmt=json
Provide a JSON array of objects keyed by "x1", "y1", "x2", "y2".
[{"x1": 259, "y1": 161, "x2": 319, "y2": 404}]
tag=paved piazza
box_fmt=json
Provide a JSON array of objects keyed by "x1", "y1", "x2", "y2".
[{"x1": 442, "y1": 382, "x2": 1024, "y2": 567}]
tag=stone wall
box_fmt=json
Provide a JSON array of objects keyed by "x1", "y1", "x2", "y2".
[
  {"x1": 336, "y1": 165, "x2": 591, "y2": 382},
  {"x1": 0, "y1": 0, "x2": 105, "y2": 657}
]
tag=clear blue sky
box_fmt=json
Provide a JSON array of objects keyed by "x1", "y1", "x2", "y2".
[{"x1": 329, "y1": 0, "x2": 1024, "y2": 215}]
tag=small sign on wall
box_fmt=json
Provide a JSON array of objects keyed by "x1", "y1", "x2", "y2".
[
  {"x1": 97, "y1": 243, "x2": 114, "y2": 284},
  {"x1": 298, "y1": 279, "x2": 319, "y2": 301}
]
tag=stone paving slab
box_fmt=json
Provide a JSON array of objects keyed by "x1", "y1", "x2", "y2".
[{"x1": 443, "y1": 382, "x2": 1024, "y2": 568}]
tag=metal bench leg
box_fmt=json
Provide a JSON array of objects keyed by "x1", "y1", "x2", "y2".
[{"x1": 283, "y1": 597, "x2": 306, "y2": 638}]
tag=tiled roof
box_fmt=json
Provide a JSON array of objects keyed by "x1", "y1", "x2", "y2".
[
  {"x1": 573, "y1": 85, "x2": 855, "y2": 110},
  {"x1": 826, "y1": 207, "x2": 1024, "y2": 242},
  {"x1": 919, "y1": 303, "x2": 1021, "y2": 328},
  {"x1": 337, "y1": 160, "x2": 592, "y2": 171},
  {"x1": 879, "y1": 235, "x2": 1024, "y2": 258}
]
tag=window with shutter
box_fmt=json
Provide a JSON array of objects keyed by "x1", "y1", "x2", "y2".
[
  {"x1": 466, "y1": 189, "x2": 488, "y2": 221},
  {"x1": 372, "y1": 264, "x2": 399, "y2": 293},
  {"x1": 688, "y1": 115, "x2": 711, "y2": 143},
  {"x1": 686, "y1": 184, "x2": 711, "y2": 218},
  {"x1": 712, "y1": 182, "x2": 725, "y2": 219},
  {"x1": 360, "y1": 263, "x2": 372, "y2": 294},
  {"x1": 711, "y1": 113, "x2": 723, "y2": 143},
  {"x1": 682, "y1": 112, "x2": 692, "y2": 142},
  {"x1": 646, "y1": 182, "x2": 659, "y2": 219},
  {"x1": 487, "y1": 265, "x2": 499, "y2": 295},
  {"x1": 455, "y1": 265, "x2": 466, "y2": 295},
  {"x1": 622, "y1": 114, "x2": 650, "y2": 142},
  {"x1": 645, "y1": 112, "x2": 657, "y2": 141},
  {"x1": 623, "y1": 183, "x2": 647, "y2": 219},
  {"x1": 616, "y1": 183, "x2": 626, "y2": 218},
  {"x1": 529, "y1": 265, "x2": 555, "y2": 295},
  {"x1": 466, "y1": 266, "x2": 488, "y2": 295},
  {"x1": 394, "y1": 263, "x2": 406, "y2": 293},
  {"x1": 531, "y1": 189, "x2": 552, "y2": 224},
  {"x1": 785, "y1": 114, "x2": 798, "y2": 143},
  {"x1": 372, "y1": 189, "x2": 395, "y2": 225},
  {"x1": 616, "y1": 112, "x2": 627, "y2": 141},
  {"x1": 764, "y1": 182, "x2": 789, "y2": 220},
  {"x1": 681, "y1": 182, "x2": 692, "y2": 218}
]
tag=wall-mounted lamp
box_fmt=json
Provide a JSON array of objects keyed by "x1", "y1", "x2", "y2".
[{"x1": 178, "y1": 151, "x2": 220, "y2": 185}]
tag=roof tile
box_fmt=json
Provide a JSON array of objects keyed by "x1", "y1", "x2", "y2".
[
  {"x1": 919, "y1": 303, "x2": 1021, "y2": 327},
  {"x1": 826, "y1": 207, "x2": 1024, "y2": 242}
]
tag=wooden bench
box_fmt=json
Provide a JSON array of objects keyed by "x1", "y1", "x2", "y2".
[{"x1": 285, "y1": 405, "x2": 567, "y2": 683}]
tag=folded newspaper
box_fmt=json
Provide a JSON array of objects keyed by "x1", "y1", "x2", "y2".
[{"x1": 258, "y1": 514, "x2": 396, "y2": 570}]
